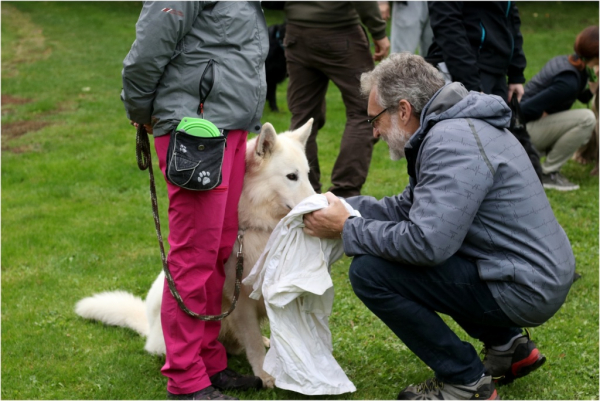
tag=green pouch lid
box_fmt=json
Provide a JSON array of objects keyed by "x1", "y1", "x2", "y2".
[{"x1": 176, "y1": 118, "x2": 221, "y2": 137}]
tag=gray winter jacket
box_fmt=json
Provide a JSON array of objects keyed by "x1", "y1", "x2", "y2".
[
  {"x1": 122, "y1": 1, "x2": 268, "y2": 136},
  {"x1": 344, "y1": 83, "x2": 575, "y2": 327}
]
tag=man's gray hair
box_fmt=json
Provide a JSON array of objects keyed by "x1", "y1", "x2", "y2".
[{"x1": 361, "y1": 53, "x2": 445, "y2": 115}]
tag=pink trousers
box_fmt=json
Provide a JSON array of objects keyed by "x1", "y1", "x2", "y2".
[{"x1": 154, "y1": 130, "x2": 247, "y2": 394}]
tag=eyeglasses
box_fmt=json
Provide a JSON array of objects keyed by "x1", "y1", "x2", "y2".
[{"x1": 366, "y1": 108, "x2": 388, "y2": 127}]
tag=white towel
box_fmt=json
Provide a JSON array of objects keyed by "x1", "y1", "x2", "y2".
[{"x1": 243, "y1": 194, "x2": 360, "y2": 395}]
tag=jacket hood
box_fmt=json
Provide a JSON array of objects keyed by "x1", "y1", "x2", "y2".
[
  {"x1": 419, "y1": 82, "x2": 511, "y2": 132},
  {"x1": 404, "y1": 82, "x2": 512, "y2": 181}
]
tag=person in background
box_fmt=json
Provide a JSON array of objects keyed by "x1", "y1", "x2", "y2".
[
  {"x1": 520, "y1": 25, "x2": 599, "y2": 191},
  {"x1": 426, "y1": 1, "x2": 526, "y2": 103},
  {"x1": 303, "y1": 53, "x2": 574, "y2": 400},
  {"x1": 122, "y1": 2, "x2": 268, "y2": 399},
  {"x1": 378, "y1": 1, "x2": 433, "y2": 56},
  {"x1": 282, "y1": 1, "x2": 390, "y2": 197}
]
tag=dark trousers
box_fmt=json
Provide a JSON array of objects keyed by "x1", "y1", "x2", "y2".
[
  {"x1": 480, "y1": 71, "x2": 508, "y2": 102},
  {"x1": 284, "y1": 23, "x2": 378, "y2": 197},
  {"x1": 349, "y1": 254, "x2": 523, "y2": 385}
]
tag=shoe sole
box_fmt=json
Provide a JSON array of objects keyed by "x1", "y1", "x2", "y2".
[{"x1": 495, "y1": 349, "x2": 546, "y2": 386}]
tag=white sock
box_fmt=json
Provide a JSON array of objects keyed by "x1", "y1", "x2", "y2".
[{"x1": 491, "y1": 333, "x2": 523, "y2": 352}]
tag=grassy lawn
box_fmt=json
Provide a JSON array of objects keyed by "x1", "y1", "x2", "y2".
[{"x1": 1, "y1": 2, "x2": 598, "y2": 400}]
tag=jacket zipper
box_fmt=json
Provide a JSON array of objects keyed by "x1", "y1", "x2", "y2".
[{"x1": 198, "y1": 59, "x2": 215, "y2": 117}]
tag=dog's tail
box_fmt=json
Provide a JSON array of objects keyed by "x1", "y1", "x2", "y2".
[{"x1": 75, "y1": 291, "x2": 148, "y2": 337}]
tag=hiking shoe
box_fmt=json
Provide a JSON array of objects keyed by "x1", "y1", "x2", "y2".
[
  {"x1": 397, "y1": 375, "x2": 499, "y2": 400},
  {"x1": 167, "y1": 386, "x2": 238, "y2": 400},
  {"x1": 541, "y1": 172, "x2": 579, "y2": 191},
  {"x1": 209, "y1": 368, "x2": 262, "y2": 391},
  {"x1": 482, "y1": 330, "x2": 546, "y2": 385}
]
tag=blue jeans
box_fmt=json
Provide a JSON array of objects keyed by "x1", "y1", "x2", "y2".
[{"x1": 349, "y1": 254, "x2": 522, "y2": 385}]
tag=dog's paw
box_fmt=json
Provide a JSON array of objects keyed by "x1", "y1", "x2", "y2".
[
  {"x1": 260, "y1": 372, "x2": 275, "y2": 389},
  {"x1": 262, "y1": 336, "x2": 270, "y2": 348}
]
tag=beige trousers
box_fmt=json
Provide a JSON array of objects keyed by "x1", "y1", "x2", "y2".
[{"x1": 527, "y1": 108, "x2": 595, "y2": 174}]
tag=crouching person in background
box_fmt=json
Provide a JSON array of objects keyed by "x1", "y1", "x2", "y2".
[
  {"x1": 521, "y1": 25, "x2": 599, "y2": 190},
  {"x1": 303, "y1": 53, "x2": 575, "y2": 400}
]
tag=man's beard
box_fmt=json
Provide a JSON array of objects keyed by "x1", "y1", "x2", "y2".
[{"x1": 383, "y1": 115, "x2": 411, "y2": 161}]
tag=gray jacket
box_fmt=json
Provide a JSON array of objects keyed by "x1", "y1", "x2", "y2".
[
  {"x1": 344, "y1": 83, "x2": 575, "y2": 327},
  {"x1": 122, "y1": 1, "x2": 268, "y2": 136}
]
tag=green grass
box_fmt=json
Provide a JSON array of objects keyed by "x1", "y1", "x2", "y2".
[{"x1": 1, "y1": 2, "x2": 598, "y2": 400}]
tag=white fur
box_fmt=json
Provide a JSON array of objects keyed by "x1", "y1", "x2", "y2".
[{"x1": 75, "y1": 119, "x2": 315, "y2": 388}]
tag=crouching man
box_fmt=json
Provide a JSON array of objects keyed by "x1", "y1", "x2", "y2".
[{"x1": 303, "y1": 53, "x2": 575, "y2": 400}]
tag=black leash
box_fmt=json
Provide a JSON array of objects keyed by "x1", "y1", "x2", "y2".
[{"x1": 135, "y1": 125, "x2": 243, "y2": 321}]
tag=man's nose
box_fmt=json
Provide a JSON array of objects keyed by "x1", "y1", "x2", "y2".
[{"x1": 372, "y1": 126, "x2": 380, "y2": 139}]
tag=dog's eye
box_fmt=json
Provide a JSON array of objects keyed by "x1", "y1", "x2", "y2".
[{"x1": 286, "y1": 173, "x2": 298, "y2": 181}]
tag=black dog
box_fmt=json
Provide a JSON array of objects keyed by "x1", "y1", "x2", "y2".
[{"x1": 265, "y1": 23, "x2": 287, "y2": 112}]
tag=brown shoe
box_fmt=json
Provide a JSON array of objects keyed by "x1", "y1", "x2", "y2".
[
  {"x1": 210, "y1": 368, "x2": 262, "y2": 391},
  {"x1": 167, "y1": 385, "x2": 238, "y2": 400}
]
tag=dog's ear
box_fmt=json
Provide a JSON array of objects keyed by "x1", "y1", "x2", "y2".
[
  {"x1": 287, "y1": 118, "x2": 313, "y2": 148},
  {"x1": 256, "y1": 122, "x2": 278, "y2": 158}
]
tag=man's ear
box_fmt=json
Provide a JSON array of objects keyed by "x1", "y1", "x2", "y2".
[{"x1": 397, "y1": 99, "x2": 413, "y2": 124}]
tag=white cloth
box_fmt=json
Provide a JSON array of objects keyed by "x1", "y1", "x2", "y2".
[{"x1": 243, "y1": 194, "x2": 360, "y2": 395}]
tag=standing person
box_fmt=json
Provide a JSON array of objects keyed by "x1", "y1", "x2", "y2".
[
  {"x1": 303, "y1": 53, "x2": 575, "y2": 400},
  {"x1": 426, "y1": 1, "x2": 526, "y2": 103},
  {"x1": 378, "y1": 1, "x2": 433, "y2": 56},
  {"x1": 122, "y1": 2, "x2": 268, "y2": 399},
  {"x1": 283, "y1": 1, "x2": 390, "y2": 197},
  {"x1": 520, "y1": 25, "x2": 599, "y2": 191}
]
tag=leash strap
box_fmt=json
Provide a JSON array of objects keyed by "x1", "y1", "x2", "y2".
[{"x1": 135, "y1": 125, "x2": 243, "y2": 321}]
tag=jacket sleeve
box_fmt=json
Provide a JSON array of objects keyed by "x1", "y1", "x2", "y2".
[
  {"x1": 428, "y1": 1, "x2": 481, "y2": 92},
  {"x1": 352, "y1": 1, "x2": 387, "y2": 40},
  {"x1": 342, "y1": 124, "x2": 494, "y2": 266},
  {"x1": 345, "y1": 184, "x2": 412, "y2": 222},
  {"x1": 521, "y1": 73, "x2": 580, "y2": 122},
  {"x1": 507, "y1": 3, "x2": 526, "y2": 85},
  {"x1": 121, "y1": 1, "x2": 201, "y2": 124}
]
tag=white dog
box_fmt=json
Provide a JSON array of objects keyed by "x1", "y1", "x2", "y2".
[{"x1": 76, "y1": 120, "x2": 315, "y2": 388}]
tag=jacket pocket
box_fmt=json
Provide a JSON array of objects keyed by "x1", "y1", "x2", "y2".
[{"x1": 307, "y1": 37, "x2": 349, "y2": 55}]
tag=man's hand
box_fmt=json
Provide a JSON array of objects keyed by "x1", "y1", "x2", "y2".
[
  {"x1": 130, "y1": 120, "x2": 153, "y2": 134},
  {"x1": 373, "y1": 36, "x2": 390, "y2": 62},
  {"x1": 303, "y1": 192, "x2": 351, "y2": 239},
  {"x1": 378, "y1": 1, "x2": 391, "y2": 20},
  {"x1": 507, "y1": 83, "x2": 524, "y2": 102}
]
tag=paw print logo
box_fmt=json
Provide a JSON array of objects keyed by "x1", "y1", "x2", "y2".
[
  {"x1": 179, "y1": 144, "x2": 187, "y2": 153},
  {"x1": 198, "y1": 171, "x2": 211, "y2": 185}
]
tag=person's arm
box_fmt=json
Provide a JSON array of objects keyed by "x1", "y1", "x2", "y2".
[
  {"x1": 353, "y1": 1, "x2": 390, "y2": 61},
  {"x1": 121, "y1": 1, "x2": 199, "y2": 125},
  {"x1": 578, "y1": 88, "x2": 594, "y2": 104},
  {"x1": 342, "y1": 123, "x2": 494, "y2": 266},
  {"x1": 345, "y1": 184, "x2": 413, "y2": 222},
  {"x1": 428, "y1": 1, "x2": 481, "y2": 92},
  {"x1": 378, "y1": 1, "x2": 391, "y2": 20},
  {"x1": 353, "y1": 1, "x2": 387, "y2": 40},
  {"x1": 520, "y1": 72, "x2": 580, "y2": 122}
]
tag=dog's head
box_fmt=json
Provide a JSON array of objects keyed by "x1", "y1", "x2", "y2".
[{"x1": 241, "y1": 119, "x2": 316, "y2": 230}]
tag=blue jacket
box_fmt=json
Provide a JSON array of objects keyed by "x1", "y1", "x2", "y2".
[{"x1": 343, "y1": 83, "x2": 574, "y2": 327}]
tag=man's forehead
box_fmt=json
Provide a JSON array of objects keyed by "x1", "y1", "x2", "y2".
[{"x1": 367, "y1": 88, "x2": 381, "y2": 111}]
